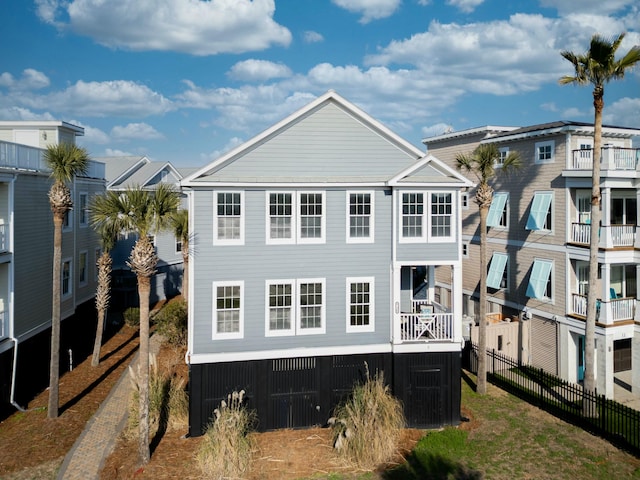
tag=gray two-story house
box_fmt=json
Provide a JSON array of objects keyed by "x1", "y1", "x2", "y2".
[{"x1": 182, "y1": 91, "x2": 473, "y2": 434}]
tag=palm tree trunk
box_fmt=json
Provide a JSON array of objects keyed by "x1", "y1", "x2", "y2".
[
  {"x1": 48, "y1": 214, "x2": 63, "y2": 418},
  {"x1": 92, "y1": 252, "x2": 111, "y2": 367},
  {"x1": 477, "y1": 204, "x2": 489, "y2": 395},
  {"x1": 137, "y1": 275, "x2": 151, "y2": 465},
  {"x1": 91, "y1": 309, "x2": 106, "y2": 367},
  {"x1": 584, "y1": 90, "x2": 604, "y2": 414}
]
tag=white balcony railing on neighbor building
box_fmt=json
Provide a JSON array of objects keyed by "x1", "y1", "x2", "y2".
[
  {"x1": 570, "y1": 147, "x2": 640, "y2": 171},
  {"x1": 0, "y1": 224, "x2": 8, "y2": 253},
  {"x1": 0, "y1": 140, "x2": 105, "y2": 179},
  {"x1": 0, "y1": 309, "x2": 5, "y2": 338},
  {"x1": 571, "y1": 293, "x2": 635, "y2": 324},
  {"x1": 570, "y1": 223, "x2": 636, "y2": 248}
]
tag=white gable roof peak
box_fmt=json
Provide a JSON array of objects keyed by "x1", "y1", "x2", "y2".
[{"x1": 388, "y1": 154, "x2": 475, "y2": 188}]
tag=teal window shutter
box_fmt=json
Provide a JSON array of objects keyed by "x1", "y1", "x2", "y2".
[
  {"x1": 487, "y1": 192, "x2": 508, "y2": 227},
  {"x1": 526, "y1": 193, "x2": 552, "y2": 230},
  {"x1": 526, "y1": 259, "x2": 553, "y2": 298},
  {"x1": 486, "y1": 253, "x2": 508, "y2": 289}
]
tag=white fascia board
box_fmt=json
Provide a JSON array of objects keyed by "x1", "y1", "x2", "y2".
[
  {"x1": 182, "y1": 181, "x2": 390, "y2": 188},
  {"x1": 140, "y1": 161, "x2": 183, "y2": 188},
  {"x1": 106, "y1": 156, "x2": 151, "y2": 189},
  {"x1": 422, "y1": 125, "x2": 518, "y2": 144},
  {"x1": 388, "y1": 154, "x2": 475, "y2": 188}
]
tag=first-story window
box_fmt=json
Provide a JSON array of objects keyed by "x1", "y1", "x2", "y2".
[
  {"x1": 62, "y1": 259, "x2": 72, "y2": 297},
  {"x1": 266, "y1": 278, "x2": 326, "y2": 336},
  {"x1": 346, "y1": 277, "x2": 374, "y2": 332},
  {"x1": 267, "y1": 282, "x2": 294, "y2": 335},
  {"x1": 213, "y1": 281, "x2": 243, "y2": 339},
  {"x1": 299, "y1": 280, "x2": 324, "y2": 333},
  {"x1": 526, "y1": 259, "x2": 553, "y2": 301},
  {"x1": 79, "y1": 250, "x2": 88, "y2": 286}
]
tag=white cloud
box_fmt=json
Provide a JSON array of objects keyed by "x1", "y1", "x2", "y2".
[
  {"x1": 69, "y1": 119, "x2": 110, "y2": 144},
  {"x1": 541, "y1": 102, "x2": 559, "y2": 112},
  {"x1": 111, "y1": 123, "x2": 164, "y2": 141},
  {"x1": 539, "y1": 0, "x2": 633, "y2": 15},
  {"x1": 422, "y1": 122, "x2": 455, "y2": 140},
  {"x1": 104, "y1": 148, "x2": 135, "y2": 156},
  {"x1": 201, "y1": 136, "x2": 246, "y2": 162},
  {"x1": 0, "y1": 69, "x2": 50, "y2": 90},
  {"x1": 0, "y1": 107, "x2": 55, "y2": 121},
  {"x1": 37, "y1": 0, "x2": 291, "y2": 56},
  {"x1": 303, "y1": 31, "x2": 324, "y2": 43},
  {"x1": 604, "y1": 97, "x2": 640, "y2": 128},
  {"x1": 446, "y1": 0, "x2": 485, "y2": 13},
  {"x1": 332, "y1": 0, "x2": 401, "y2": 24},
  {"x1": 228, "y1": 60, "x2": 292, "y2": 82}
]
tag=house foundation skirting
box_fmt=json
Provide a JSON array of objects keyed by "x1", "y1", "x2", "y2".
[{"x1": 188, "y1": 351, "x2": 461, "y2": 436}]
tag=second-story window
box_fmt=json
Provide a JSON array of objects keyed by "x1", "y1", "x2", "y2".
[
  {"x1": 347, "y1": 192, "x2": 373, "y2": 243},
  {"x1": 526, "y1": 192, "x2": 553, "y2": 231},
  {"x1": 214, "y1": 192, "x2": 244, "y2": 245},
  {"x1": 535, "y1": 140, "x2": 555, "y2": 164},
  {"x1": 496, "y1": 147, "x2": 509, "y2": 167},
  {"x1": 487, "y1": 192, "x2": 509, "y2": 228},
  {"x1": 268, "y1": 192, "x2": 293, "y2": 243},
  {"x1": 79, "y1": 193, "x2": 89, "y2": 227},
  {"x1": 79, "y1": 250, "x2": 88, "y2": 286},
  {"x1": 298, "y1": 192, "x2": 325, "y2": 243},
  {"x1": 430, "y1": 193, "x2": 452, "y2": 239},
  {"x1": 402, "y1": 193, "x2": 424, "y2": 240},
  {"x1": 62, "y1": 259, "x2": 72, "y2": 297},
  {"x1": 527, "y1": 259, "x2": 553, "y2": 301}
]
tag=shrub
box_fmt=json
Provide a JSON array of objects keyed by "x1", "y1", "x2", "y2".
[
  {"x1": 123, "y1": 307, "x2": 140, "y2": 328},
  {"x1": 197, "y1": 391, "x2": 256, "y2": 479},
  {"x1": 154, "y1": 299, "x2": 187, "y2": 347},
  {"x1": 329, "y1": 364, "x2": 405, "y2": 470}
]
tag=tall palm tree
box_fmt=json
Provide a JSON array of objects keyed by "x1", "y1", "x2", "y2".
[
  {"x1": 91, "y1": 185, "x2": 179, "y2": 464},
  {"x1": 44, "y1": 143, "x2": 89, "y2": 419},
  {"x1": 170, "y1": 208, "x2": 190, "y2": 303},
  {"x1": 456, "y1": 143, "x2": 521, "y2": 395},
  {"x1": 560, "y1": 33, "x2": 640, "y2": 395},
  {"x1": 89, "y1": 201, "x2": 118, "y2": 367}
]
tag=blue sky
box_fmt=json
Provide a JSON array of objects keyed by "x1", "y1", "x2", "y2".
[{"x1": 1, "y1": 0, "x2": 639, "y2": 168}]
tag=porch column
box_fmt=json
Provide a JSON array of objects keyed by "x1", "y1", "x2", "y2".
[
  {"x1": 635, "y1": 189, "x2": 640, "y2": 248},
  {"x1": 633, "y1": 323, "x2": 640, "y2": 394},
  {"x1": 392, "y1": 264, "x2": 402, "y2": 345},
  {"x1": 596, "y1": 332, "x2": 615, "y2": 399},
  {"x1": 452, "y1": 262, "x2": 463, "y2": 344},
  {"x1": 601, "y1": 264, "x2": 613, "y2": 325},
  {"x1": 427, "y1": 265, "x2": 435, "y2": 303},
  {"x1": 601, "y1": 187, "x2": 612, "y2": 248}
]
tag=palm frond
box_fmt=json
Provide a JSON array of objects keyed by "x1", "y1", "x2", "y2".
[{"x1": 43, "y1": 143, "x2": 89, "y2": 183}]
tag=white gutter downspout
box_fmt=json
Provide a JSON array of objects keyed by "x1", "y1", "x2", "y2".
[{"x1": 9, "y1": 337, "x2": 26, "y2": 411}]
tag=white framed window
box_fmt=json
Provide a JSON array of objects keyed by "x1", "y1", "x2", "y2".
[
  {"x1": 175, "y1": 237, "x2": 183, "y2": 254},
  {"x1": 347, "y1": 191, "x2": 374, "y2": 243},
  {"x1": 527, "y1": 259, "x2": 553, "y2": 301},
  {"x1": 214, "y1": 192, "x2": 244, "y2": 245},
  {"x1": 297, "y1": 278, "x2": 325, "y2": 334},
  {"x1": 496, "y1": 147, "x2": 510, "y2": 167},
  {"x1": 461, "y1": 192, "x2": 469, "y2": 210},
  {"x1": 267, "y1": 192, "x2": 294, "y2": 244},
  {"x1": 487, "y1": 252, "x2": 508, "y2": 290},
  {"x1": 79, "y1": 250, "x2": 88, "y2": 287},
  {"x1": 265, "y1": 280, "x2": 295, "y2": 336},
  {"x1": 212, "y1": 281, "x2": 244, "y2": 339},
  {"x1": 78, "y1": 192, "x2": 89, "y2": 227},
  {"x1": 62, "y1": 258, "x2": 72, "y2": 298},
  {"x1": 526, "y1": 192, "x2": 553, "y2": 231},
  {"x1": 298, "y1": 192, "x2": 325, "y2": 244},
  {"x1": 487, "y1": 192, "x2": 509, "y2": 228},
  {"x1": 62, "y1": 210, "x2": 72, "y2": 232},
  {"x1": 346, "y1": 277, "x2": 375, "y2": 333},
  {"x1": 535, "y1": 140, "x2": 555, "y2": 164},
  {"x1": 429, "y1": 192, "x2": 453, "y2": 241},
  {"x1": 401, "y1": 192, "x2": 425, "y2": 242}
]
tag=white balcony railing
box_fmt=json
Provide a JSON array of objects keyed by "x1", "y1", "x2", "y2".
[
  {"x1": 0, "y1": 309, "x2": 5, "y2": 338},
  {"x1": 400, "y1": 312, "x2": 454, "y2": 341},
  {"x1": 571, "y1": 293, "x2": 635, "y2": 323},
  {"x1": 0, "y1": 140, "x2": 105, "y2": 179},
  {"x1": 570, "y1": 147, "x2": 640, "y2": 171},
  {"x1": 0, "y1": 224, "x2": 8, "y2": 253},
  {"x1": 570, "y1": 223, "x2": 636, "y2": 248}
]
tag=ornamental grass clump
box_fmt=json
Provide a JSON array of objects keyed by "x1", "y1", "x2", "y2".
[
  {"x1": 197, "y1": 390, "x2": 256, "y2": 479},
  {"x1": 329, "y1": 364, "x2": 405, "y2": 470}
]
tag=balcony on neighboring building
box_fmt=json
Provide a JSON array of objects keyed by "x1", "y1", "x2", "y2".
[
  {"x1": 571, "y1": 293, "x2": 635, "y2": 325},
  {"x1": 570, "y1": 223, "x2": 636, "y2": 249},
  {"x1": 568, "y1": 146, "x2": 640, "y2": 172}
]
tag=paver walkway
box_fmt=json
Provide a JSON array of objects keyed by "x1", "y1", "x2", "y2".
[{"x1": 57, "y1": 335, "x2": 161, "y2": 480}]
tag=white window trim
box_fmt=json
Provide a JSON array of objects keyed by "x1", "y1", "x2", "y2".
[
  {"x1": 265, "y1": 191, "x2": 296, "y2": 245},
  {"x1": 535, "y1": 140, "x2": 555, "y2": 164},
  {"x1": 296, "y1": 278, "x2": 326, "y2": 335},
  {"x1": 399, "y1": 190, "x2": 427, "y2": 244},
  {"x1": 297, "y1": 192, "x2": 325, "y2": 244},
  {"x1": 175, "y1": 237, "x2": 183, "y2": 254},
  {"x1": 495, "y1": 147, "x2": 510, "y2": 168},
  {"x1": 78, "y1": 192, "x2": 89, "y2": 228},
  {"x1": 212, "y1": 281, "x2": 244, "y2": 340},
  {"x1": 346, "y1": 276, "x2": 375, "y2": 333},
  {"x1": 78, "y1": 250, "x2": 88, "y2": 287},
  {"x1": 265, "y1": 279, "x2": 296, "y2": 337},
  {"x1": 346, "y1": 191, "x2": 374, "y2": 244},
  {"x1": 213, "y1": 191, "x2": 245, "y2": 246},
  {"x1": 427, "y1": 191, "x2": 456, "y2": 243},
  {"x1": 62, "y1": 257, "x2": 72, "y2": 299}
]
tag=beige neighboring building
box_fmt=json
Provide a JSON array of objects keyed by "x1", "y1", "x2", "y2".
[{"x1": 424, "y1": 121, "x2": 640, "y2": 399}]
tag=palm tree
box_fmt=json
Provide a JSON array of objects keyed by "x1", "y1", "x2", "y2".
[
  {"x1": 456, "y1": 143, "x2": 521, "y2": 395},
  {"x1": 44, "y1": 143, "x2": 89, "y2": 419},
  {"x1": 170, "y1": 209, "x2": 190, "y2": 303},
  {"x1": 91, "y1": 185, "x2": 179, "y2": 464},
  {"x1": 89, "y1": 200, "x2": 118, "y2": 367},
  {"x1": 560, "y1": 33, "x2": 640, "y2": 396}
]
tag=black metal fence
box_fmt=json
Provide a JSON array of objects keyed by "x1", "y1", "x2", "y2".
[{"x1": 463, "y1": 341, "x2": 640, "y2": 455}]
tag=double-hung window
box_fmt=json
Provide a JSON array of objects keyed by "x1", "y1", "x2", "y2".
[
  {"x1": 62, "y1": 259, "x2": 72, "y2": 298},
  {"x1": 430, "y1": 192, "x2": 453, "y2": 240},
  {"x1": 487, "y1": 192, "x2": 509, "y2": 228},
  {"x1": 496, "y1": 147, "x2": 509, "y2": 167},
  {"x1": 79, "y1": 192, "x2": 88, "y2": 227},
  {"x1": 526, "y1": 192, "x2": 553, "y2": 231},
  {"x1": 268, "y1": 192, "x2": 294, "y2": 243},
  {"x1": 214, "y1": 192, "x2": 244, "y2": 245},
  {"x1": 213, "y1": 281, "x2": 243, "y2": 339},
  {"x1": 79, "y1": 250, "x2": 88, "y2": 287},
  {"x1": 535, "y1": 140, "x2": 555, "y2": 164},
  {"x1": 299, "y1": 193, "x2": 324, "y2": 243},
  {"x1": 346, "y1": 277, "x2": 374, "y2": 332},
  {"x1": 347, "y1": 192, "x2": 374, "y2": 243},
  {"x1": 265, "y1": 278, "x2": 325, "y2": 336},
  {"x1": 527, "y1": 259, "x2": 553, "y2": 300},
  {"x1": 401, "y1": 192, "x2": 425, "y2": 241},
  {"x1": 487, "y1": 252, "x2": 508, "y2": 290}
]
